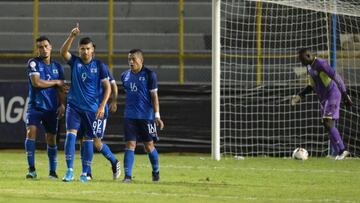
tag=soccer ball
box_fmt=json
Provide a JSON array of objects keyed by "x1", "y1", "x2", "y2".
[{"x1": 292, "y1": 147, "x2": 309, "y2": 160}]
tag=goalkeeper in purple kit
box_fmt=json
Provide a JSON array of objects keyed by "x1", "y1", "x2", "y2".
[{"x1": 291, "y1": 48, "x2": 353, "y2": 160}]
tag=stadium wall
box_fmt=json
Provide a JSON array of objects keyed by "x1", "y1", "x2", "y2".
[{"x1": 0, "y1": 82, "x2": 211, "y2": 153}]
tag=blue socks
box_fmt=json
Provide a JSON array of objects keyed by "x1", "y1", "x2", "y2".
[
  {"x1": 25, "y1": 138, "x2": 36, "y2": 170},
  {"x1": 148, "y1": 148, "x2": 159, "y2": 173},
  {"x1": 82, "y1": 140, "x2": 94, "y2": 175},
  {"x1": 25, "y1": 138, "x2": 57, "y2": 173},
  {"x1": 124, "y1": 147, "x2": 159, "y2": 177},
  {"x1": 64, "y1": 132, "x2": 76, "y2": 169},
  {"x1": 124, "y1": 149, "x2": 135, "y2": 177},
  {"x1": 47, "y1": 144, "x2": 57, "y2": 172},
  {"x1": 100, "y1": 143, "x2": 117, "y2": 165}
]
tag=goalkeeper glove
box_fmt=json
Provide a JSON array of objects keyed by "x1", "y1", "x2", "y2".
[
  {"x1": 291, "y1": 95, "x2": 301, "y2": 106},
  {"x1": 342, "y1": 93, "x2": 353, "y2": 107}
]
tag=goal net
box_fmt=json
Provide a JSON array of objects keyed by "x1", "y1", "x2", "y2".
[{"x1": 218, "y1": 0, "x2": 360, "y2": 157}]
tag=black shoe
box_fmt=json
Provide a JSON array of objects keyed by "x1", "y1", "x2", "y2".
[
  {"x1": 26, "y1": 169, "x2": 37, "y2": 179},
  {"x1": 49, "y1": 171, "x2": 58, "y2": 179},
  {"x1": 123, "y1": 176, "x2": 132, "y2": 183},
  {"x1": 87, "y1": 173, "x2": 93, "y2": 181},
  {"x1": 152, "y1": 171, "x2": 160, "y2": 182},
  {"x1": 111, "y1": 160, "x2": 121, "y2": 180}
]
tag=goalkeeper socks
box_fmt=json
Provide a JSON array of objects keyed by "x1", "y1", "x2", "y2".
[
  {"x1": 25, "y1": 138, "x2": 36, "y2": 170},
  {"x1": 124, "y1": 149, "x2": 135, "y2": 177},
  {"x1": 82, "y1": 140, "x2": 94, "y2": 174},
  {"x1": 329, "y1": 126, "x2": 345, "y2": 155},
  {"x1": 64, "y1": 132, "x2": 76, "y2": 169},
  {"x1": 47, "y1": 144, "x2": 57, "y2": 173},
  {"x1": 100, "y1": 143, "x2": 117, "y2": 165},
  {"x1": 148, "y1": 147, "x2": 159, "y2": 173}
]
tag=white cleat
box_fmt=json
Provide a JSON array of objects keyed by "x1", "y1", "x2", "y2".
[
  {"x1": 112, "y1": 160, "x2": 121, "y2": 180},
  {"x1": 335, "y1": 150, "x2": 350, "y2": 160}
]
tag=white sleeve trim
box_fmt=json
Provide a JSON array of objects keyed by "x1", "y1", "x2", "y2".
[
  {"x1": 101, "y1": 78, "x2": 110, "y2": 82},
  {"x1": 150, "y1": 88, "x2": 158, "y2": 92},
  {"x1": 29, "y1": 72, "x2": 40, "y2": 76},
  {"x1": 110, "y1": 79, "x2": 116, "y2": 84}
]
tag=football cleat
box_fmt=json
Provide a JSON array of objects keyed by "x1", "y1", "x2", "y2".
[
  {"x1": 123, "y1": 176, "x2": 132, "y2": 183},
  {"x1": 86, "y1": 173, "x2": 93, "y2": 181},
  {"x1": 152, "y1": 171, "x2": 160, "y2": 182},
  {"x1": 62, "y1": 169, "x2": 74, "y2": 182},
  {"x1": 335, "y1": 150, "x2": 350, "y2": 160},
  {"x1": 49, "y1": 171, "x2": 59, "y2": 179},
  {"x1": 79, "y1": 174, "x2": 89, "y2": 182},
  {"x1": 112, "y1": 160, "x2": 121, "y2": 180},
  {"x1": 26, "y1": 170, "x2": 37, "y2": 179}
]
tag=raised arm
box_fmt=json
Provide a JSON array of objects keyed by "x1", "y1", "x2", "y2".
[{"x1": 60, "y1": 23, "x2": 80, "y2": 61}]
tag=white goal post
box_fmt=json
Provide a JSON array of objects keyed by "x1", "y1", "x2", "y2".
[{"x1": 212, "y1": 0, "x2": 360, "y2": 159}]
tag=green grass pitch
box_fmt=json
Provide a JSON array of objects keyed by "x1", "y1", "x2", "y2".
[{"x1": 0, "y1": 150, "x2": 359, "y2": 203}]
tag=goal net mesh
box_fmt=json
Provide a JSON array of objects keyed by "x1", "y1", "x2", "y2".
[{"x1": 220, "y1": 0, "x2": 360, "y2": 157}]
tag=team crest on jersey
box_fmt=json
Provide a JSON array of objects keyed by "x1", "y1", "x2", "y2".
[
  {"x1": 124, "y1": 73, "x2": 130, "y2": 81},
  {"x1": 139, "y1": 76, "x2": 146, "y2": 81},
  {"x1": 29, "y1": 61, "x2": 37, "y2": 71},
  {"x1": 53, "y1": 69, "x2": 58, "y2": 74},
  {"x1": 90, "y1": 68, "x2": 97, "y2": 73}
]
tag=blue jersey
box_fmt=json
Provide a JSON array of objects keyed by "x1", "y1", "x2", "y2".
[
  {"x1": 67, "y1": 54, "x2": 109, "y2": 112},
  {"x1": 26, "y1": 57, "x2": 64, "y2": 111},
  {"x1": 121, "y1": 66, "x2": 158, "y2": 120}
]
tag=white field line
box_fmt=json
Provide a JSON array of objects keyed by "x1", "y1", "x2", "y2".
[
  {"x1": 137, "y1": 164, "x2": 360, "y2": 174},
  {"x1": 0, "y1": 188, "x2": 358, "y2": 203}
]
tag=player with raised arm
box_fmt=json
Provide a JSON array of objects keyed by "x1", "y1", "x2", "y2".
[
  {"x1": 79, "y1": 67, "x2": 121, "y2": 180},
  {"x1": 25, "y1": 36, "x2": 65, "y2": 179},
  {"x1": 121, "y1": 49, "x2": 164, "y2": 183},
  {"x1": 60, "y1": 24, "x2": 111, "y2": 182},
  {"x1": 291, "y1": 48, "x2": 353, "y2": 160}
]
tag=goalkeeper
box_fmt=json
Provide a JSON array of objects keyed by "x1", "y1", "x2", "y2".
[{"x1": 292, "y1": 48, "x2": 352, "y2": 160}]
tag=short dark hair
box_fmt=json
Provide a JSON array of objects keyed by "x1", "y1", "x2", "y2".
[
  {"x1": 298, "y1": 48, "x2": 310, "y2": 55},
  {"x1": 129, "y1": 49, "x2": 143, "y2": 56},
  {"x1": 36, "y1": 36, "x2": 51, "y2": 44},
  {"x1": 79, "y1": 37, "x2": 96, "y2": 48}
]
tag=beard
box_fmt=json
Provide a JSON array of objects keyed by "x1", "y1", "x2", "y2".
[{"x1": 40, "y1": 53, "x2": 50, "y2": 59}]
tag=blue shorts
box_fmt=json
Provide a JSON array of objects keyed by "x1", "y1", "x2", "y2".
[
  {"x1": 124, "y1": 118, "x2": 159, "y2": 142},
  {"x1": 26, "y1": 108, "x2": 58, "y2": 135},
  {"x1": 77, "y1": 118, "x2": 107, "y2": 139},
  {"x1": 66, "y1": 104, "x2": 98, "y2": 138}
]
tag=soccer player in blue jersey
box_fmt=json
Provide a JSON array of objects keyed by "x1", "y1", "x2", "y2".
[
  {"x1": 292, "y1": 48, "x2": 353, "y2": 160},
  {"x1": 79, "y1": 67, "x2": 121, "y2": 180},
  {"x1": 25, "y1": 36, "x2": 65, "y2": 179},
  {"x1": 121, "y1": 49, "x2": 164, "y2": 182},
  {"x1": 60, "y1": 24, "x2": 111, "y2": 182}
]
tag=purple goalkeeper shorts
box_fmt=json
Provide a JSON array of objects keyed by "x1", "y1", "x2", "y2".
[{"x1": 320, "y1": 91, "x2": 341, "y2": 120}]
